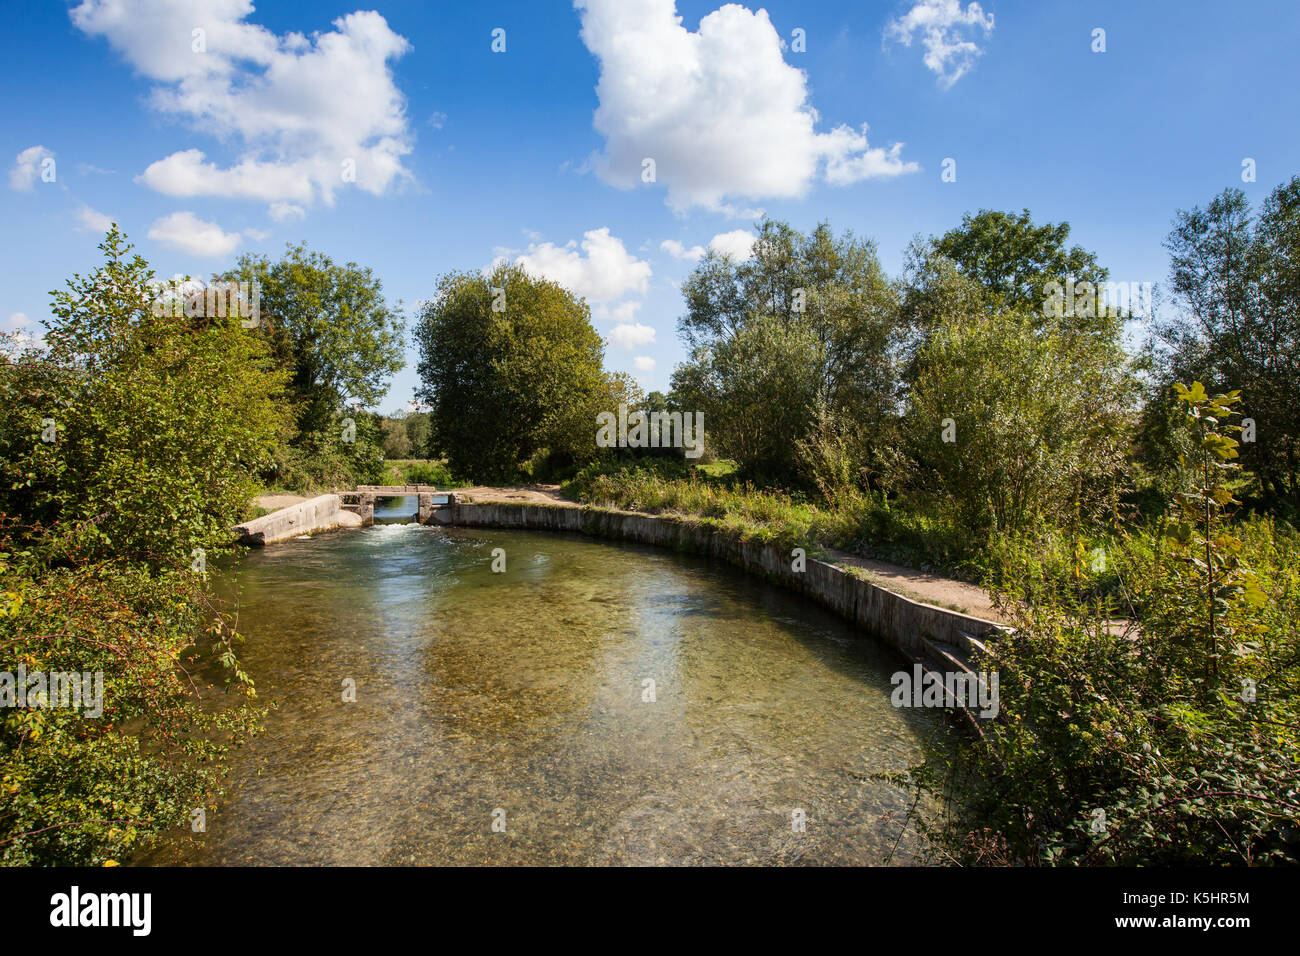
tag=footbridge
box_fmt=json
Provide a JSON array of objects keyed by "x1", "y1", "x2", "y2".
[{"x1": 338, "y1": 485, "x2": 457, "y2": 526}]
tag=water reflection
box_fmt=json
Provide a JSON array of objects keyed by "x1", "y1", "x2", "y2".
[{"x1": 141, "y1": 525, "x2": 949, "y2": 865}]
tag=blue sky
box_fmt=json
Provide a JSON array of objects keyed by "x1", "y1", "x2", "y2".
[{"x1": 3, "y1": 0, "x2": 1297, "y2": 414}]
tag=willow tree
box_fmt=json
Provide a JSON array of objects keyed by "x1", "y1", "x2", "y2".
[{"x1": 671, "y1": 218, "x2": 900, "y2": 488}]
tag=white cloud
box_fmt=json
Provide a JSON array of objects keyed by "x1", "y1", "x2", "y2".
[
  {"x1": 709, "y1": 229, "x2": 755, "y2": 261},
  {"x1": 885, "y1": 0, "x2": 995, "y2": 89},
  {"x1": 268, "y1": 201, "x2": 306, "y2": 223},
  {"x1": 244, "y1": 227, "x2": 270, "y2": 241},
  {"x1": 609, "y1": 322, "x2": 657, "y2": 349},
  {"x1": 632, "y1": 355, "x2": 656, "y2": 371},
  {"x1": 497, "y1": 227, "x2": 652, "y2": 304},
  {"x1": 660, "y1": 239, "x2": 705, "y2": 262},
  {"x1": 147, "y1": 210, "x2": 242, "y2": 257},
  {"x1": 71, "y1": 2, "x2": 414, "y2": 208},
  {"x1": 75, "y1": 205, "x2": 114, "y2": 234},
  {"x1": 9, "y1": 145, "x2": 54, "y2": 191},
  {"x1": 603, "y1": 301, "x2": 642, "y2": 323},
  {"x1": 575, "y1": 0, "x2": 917, "y2": 213},
  {"x1": 8, "y1": 312, "x2": 32, "y2": 327}
]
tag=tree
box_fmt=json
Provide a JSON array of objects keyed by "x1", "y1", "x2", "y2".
[
  {"x1": 673, "y1": 219, "x2": 900, "y2": 486},
  {"x1": 1148, "y1": 179, "x2": 1300, "y2": 511},
  {"x1": 929, "y1": 208, "x2": 1109, "y2": 317},
  {"x1": 413, "y1": 264, "x2": 618, "y2": 482},
  {"x1": 0, "y1": 228, "x2": 270, "y2": 864},
  {"x1": 673, "y1": 316, "x2": 822, "y2": 482},
  {"x1": 221, "y1": 243, "x2": 405, "y2": 440},
  {"x1": 381, "y1": 416, "x2": 412, "y2": 459},
  {"x1": 2, "y1": 227, "x2": 289, "y2": 565},
  {"x1": 904, "y1": 311, "x2": 1135, "y2": 534}
]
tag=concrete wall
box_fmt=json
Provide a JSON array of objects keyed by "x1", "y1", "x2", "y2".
[
  {"x1": 234, "y1": 494, "x2": 361, "y2": 546},
  {"x1": 439, "y1": 502, "x2": 1004, "y2": 670}
]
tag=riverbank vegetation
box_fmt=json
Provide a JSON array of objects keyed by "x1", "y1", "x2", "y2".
[
  {"x1": 420, "y1": 178, "x2": 1300, "y2": 865},
  {"x1": 1, "y1": 229, "x2": 412, "y2": 863},
  {"x1": 5, "y1": 168, "x2": 1297, "y2": 865}
]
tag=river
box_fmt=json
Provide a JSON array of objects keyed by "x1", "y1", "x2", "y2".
[{"x1": 142, "y1": 497, "x2": 948, "y2": 865}]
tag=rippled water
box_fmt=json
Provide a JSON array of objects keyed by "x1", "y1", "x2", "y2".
[{"x1": 143, "y1": 503, "x2": 948, "y2": 865}]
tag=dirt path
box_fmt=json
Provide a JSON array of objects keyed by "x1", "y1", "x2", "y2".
[
  {"x1": 452, "y1": 484, "x2": 569, "y2": 504},
  {"x1": 828, "y1": 550, "x2": 1009, "y2": 624}
]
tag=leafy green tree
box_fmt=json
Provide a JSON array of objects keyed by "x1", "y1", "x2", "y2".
[
  {"x1": 2, "y1": 227, "x2": 289, "y2": 565},
  {"x1": 381, "y1": 415, "x2": 412, "y2": 459},
  {"x1": 944, "y1": 385, "x2": 1299, "y2": 866},
  {"x1": 413, "y1": 264, "x2": 618, "y2": 482},
  {"x1": 221, "y1": 243, "x2": 405, "y2": 480},
  {"x1": 674, "y1": 219, "x2": 900, "y2": 486},
  {"x1": 904, "y1": 311, "x2": 1135, "y2": 534},
  {"x1": 672, "y1": 316, "x2": 822, "y2": 483},
  {"x1": 403, "y1": 410, "x2": 432, "y2": 458},
  {"x1": 1148, "y1": 179, "x2": 1300, "y2": 511},
  {"x1": 0, "y1": 228, "x2": 271, "y2": 864},
  {"x1": 927, "y1": 208, "x2": 1109, "y2": 317}
]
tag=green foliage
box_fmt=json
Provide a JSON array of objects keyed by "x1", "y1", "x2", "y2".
[
  {"x1": 221, "y1": 242, "x2": 404, "y2": 490},
  {"x1": 1, "y1": 227, "x2": 289, "y2": 566},
  {"x1": 222, "y1": 243, "x2": 404, "y2": 425},
  {"x1": 1, "y1": 544, "x2": 263, "y2": 866},
  {"x1": 413, "y1": 263, "x2": 624, "y2": 483},
  {"x1": 1149, "y1": 178, "x2": 1300, "y2": 513},
  {"x1": 380, "y1": 416, "x2": 412, "y2": 459},
  {"x1": 927, "y1": 207, "x2": 1109, "y2": 321},
  {"x1": 672, "y1": 219, "x2": 900, "y2": 487},
  {"x1": 927, "y1": 384, "x2": 1299, "y2": 865},
  {"x1": 387, "y1": 459, "x2": 463, "y2": 487},
  {"x1": 904, "y1": 311, "x2": 1135, "y2": 535},
  {"x1": 0, "y1": 228, "x2": 269, "y2": 865}
]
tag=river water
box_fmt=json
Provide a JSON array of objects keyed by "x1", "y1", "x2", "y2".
[{"x1": 143, "y1": 497, "x2": 948, "y2": 865}]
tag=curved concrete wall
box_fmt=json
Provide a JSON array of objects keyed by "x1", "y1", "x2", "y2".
[{"x1": 440, "y1": 501, "x2": 1004, "y2": 669}]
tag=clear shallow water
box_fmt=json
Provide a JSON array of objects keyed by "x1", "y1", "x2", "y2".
[{"x1": 142, "y1": 522, "x2": 948, "y2": 866}]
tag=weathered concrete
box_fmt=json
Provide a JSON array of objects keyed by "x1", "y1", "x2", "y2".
[
  {"x1": 434, "y1": 502, "x2": 1007, "y2": 678},
  {"x1": 354, "y1": 484, "x2": 440, "y2": 495},
  {"x1": 234, "y1": 494, "x2": 361, "y2": 546}
]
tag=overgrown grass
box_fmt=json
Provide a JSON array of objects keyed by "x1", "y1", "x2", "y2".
[
  {"x1": 380, "y1": 459, "x2": 468, "y2": 488},
  {"x1": 565, "y1": 458, "x2": 1005, "y2": 580}
]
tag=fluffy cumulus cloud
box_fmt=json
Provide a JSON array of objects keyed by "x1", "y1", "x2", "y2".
[
  {"x1": 9, "y1": 145, "x2": 54, "y2": 191},
  {"x1": 70, "y1": 0, "x2": 414, "y2": 210},
  {"x1": 661, "y1": 230, "x2": 755, "y2": 262},
  {"x1": 575, "y1": 0, "x2": 917, "y2": 213},
  {"x1": 75, "y1": 205, "x2": 114, "y2": 233},
  {"x1": 147, "y1": 210, "x2": 242, "y2": 257},
  {"x1": 708, "y1": 229, "x2": 756, "y2": 260},
  {"x1": 496, "y1": 227, "x2": 652, "y2": 305},
  {"x1": 268, "y1": 201, "x2": 306, "y2": 223},
  {"x1": 660, "y1": 239, "x2": 705, "y2": 262},
  {"x1": 609, "y1": 322, "x2": 657, "y2": 349},
  {"x1": 885, "y1": 0, "x2": 995, "y2": 89},
  {"x1": 632, "y1": 355, "x2": 656, "y2": 371}
]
